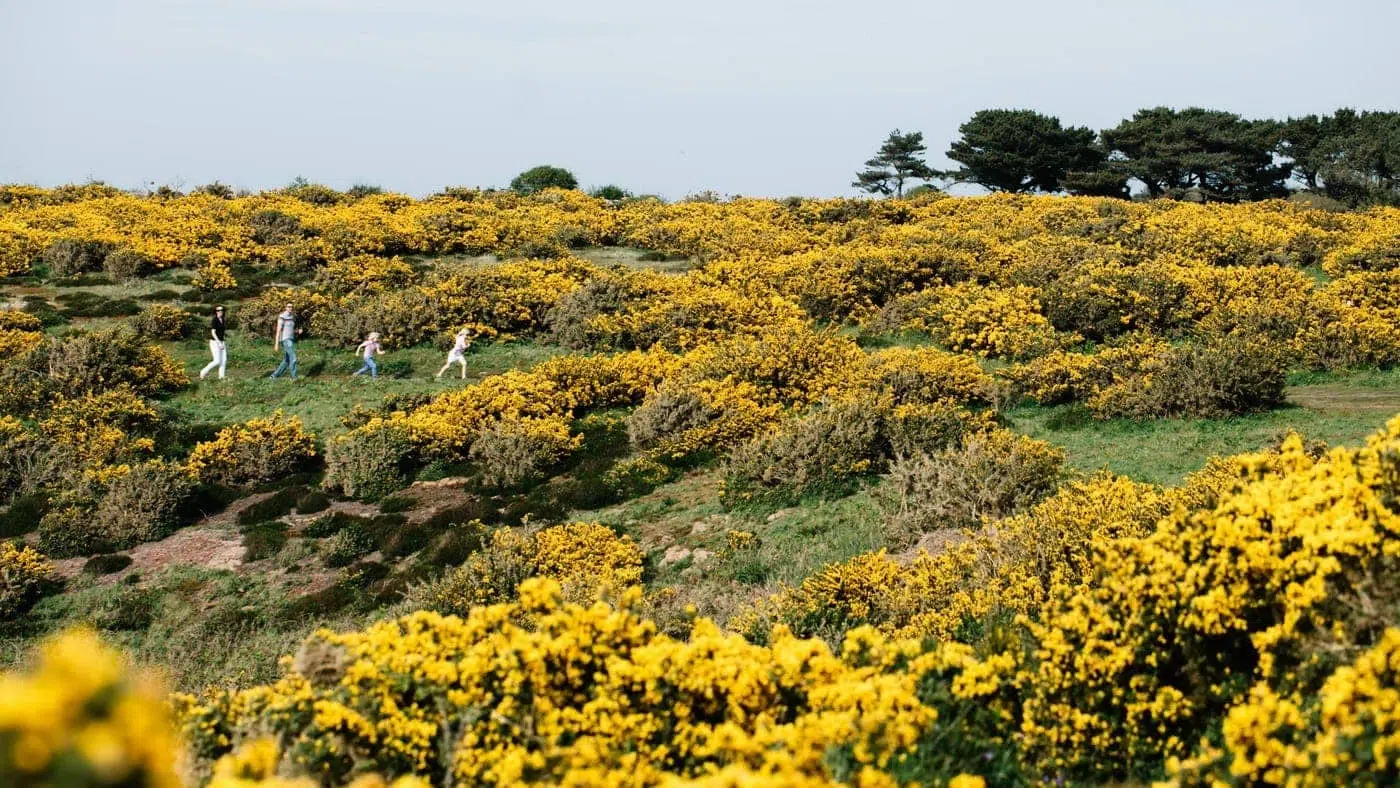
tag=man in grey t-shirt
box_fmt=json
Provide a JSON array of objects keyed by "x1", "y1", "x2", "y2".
[{"x1": 269, "y1": 303, "x2": 301, "y2": 379}]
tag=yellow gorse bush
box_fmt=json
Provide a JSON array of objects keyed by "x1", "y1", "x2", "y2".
[
  {"x1": 175, "y1": 578, "x2": 998, "y2": 785},
  {"x1": 0, "y1": 541, "x2": 55, "y2": 620},
  {"x1": 0, "y1": 629, "x2": 180, "y2": 788},
  {"x1": 185, "y1": 412, "x2": 317, "y2": 487}
]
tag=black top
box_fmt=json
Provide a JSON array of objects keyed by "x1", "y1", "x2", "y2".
[{"x1": 211, "y1": 314, "x2": 226, "y2": 341}]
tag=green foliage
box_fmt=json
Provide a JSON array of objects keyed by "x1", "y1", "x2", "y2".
[
  {"x1": 723, "y1": 398, "x2": 886, "y2": 509},
  {"x1": 304, "y1": 510, "x2": 365, "y2": 538},
  {"x1": 588, "y1": 184, "x2": 631, "y2": 200},
  {"x1": 324, "y1": 425, "x2": 416, "y2": 501},
  {"x1": 1101, "y1": 106, "x2": 1289, "y2": 201},
  {"x1": 886, "y1": 428, "x2": 1065, "y2": 543},
  {"x1": 94, "y1": 460, "x2": 195, "y2": 549},
  {"x1": 1091, "y1": 337, "x2": 1288, "y2": 419},
  {"x1": 41, "y1": 238, "x2": 110, "y2": 278},
  {"x1": 376, "y1": 495, "x2": 415, "y2": 514},
  {"x1": 236, "y1": 487, "x2": 305, "y2": 526},
  {"x1": 944, "y1": 109, "x2": 1103, "y2": 193},
  {"x1": 82, "y1": 553, "x2": 133, "y2": 575},
  {"x1": 0, "y1": 494, "x2": 49, "y2": 539},
  {"x1": 510, "y1": 165, "x2": 579, "y2": 195},
  {"x1": 240, "y1": 520, "x2": 289, "y2": 562},
  {"x1": 294, "y1": 490, "x2": 331, "y2": 515},
  {"x1": 248, "y1": 209, "x2": 306, "y2": 245},
  {"x1": 853, "y1": 129, "x2": 935, "y2": 197},
  {"x1": 102, "y1": 247, "x2": 147, "y2": 282},
  {"x1": 322, "y1": 523, "x2": 375, "y2": 568}
]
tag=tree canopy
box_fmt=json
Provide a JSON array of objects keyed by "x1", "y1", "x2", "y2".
[
  {"x1": 944, "y1": 109, "x2": 1103, "y2": 194},
  {"x1": 853, "y1": 130, "x2": 935, "y2": 197},
  {"x1": 1100, "y1": 107, "x2": 1288, "y2": 202},
  {"x1": 510, "y1": 165, "x2": 579, "y2": 195}
]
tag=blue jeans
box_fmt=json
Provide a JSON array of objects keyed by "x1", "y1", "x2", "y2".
[
  {"x1": 270, "y1": 339, "x2": 298, "y2": 379},
  {"x1": 354, "y1": 356, "x2": 377, "y2": 378}
]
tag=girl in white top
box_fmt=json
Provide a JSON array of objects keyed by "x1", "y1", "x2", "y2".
[
  {"x1": 353, "y1": 332, "x2": 382, "y2": 378},
  {"x1": 435, "y1": 328, "x2": 471, "y2": 379}
]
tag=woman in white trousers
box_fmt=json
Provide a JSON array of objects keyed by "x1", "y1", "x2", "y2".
[{"x1": 200, "y1": 305, "x2": 228, "y2": 380}]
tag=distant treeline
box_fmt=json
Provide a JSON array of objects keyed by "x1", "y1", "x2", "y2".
[{"x1": 855, "y1": 108, "x2": 1400, "y2": 206}]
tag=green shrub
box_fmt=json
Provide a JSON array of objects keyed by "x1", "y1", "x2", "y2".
[
  {"x1": 323, "y1": 524, "x2": 375, "y2": 568},
  {"x1": 885, "y1": 428, "x2": 1066, "y2": 545},
  {"x1": 381, "y1": 522, "x2": 431, "y2": 559},
  {"x1": 294, "y1": 490, "x2": 331, "y2": 515},
  {"x1": 241, "y1": 520, "x2": 289, "y2": 561},
  {"x1": 41, "y1": 238, "x2": 110, "y2": 278},
  {"x1": 139, "y1": 288, "x2": 182, "y2": 302},
  {"x1": 21, "y1": 296, "x2": 66, "y2": 327},
  {"x1": 30, "y1": 327, "x2": 188, "y2": 400},
  {"x1": 302, "y1": 511, "x2": 359, "y2": 538},
  {"x1": 402, "y1": 529, "x2": 534, "y2": 615},
  {"x1": 129, "y1": 304, "x2": 191, "y2": 339},
  {"x1": 249, "y1": 209, "x2": 306, "y2": 245},
  {"x1": 601, "y1": 457, "x2": 673, "y2": 499},
  {"x1": 469, "y1": 417, "x2": 578, "y2": 490},
  {"x1": 376, "y1": 495, "x2": 416, "y2": 514},
  {"x1": 323, "y1": 424, "x2": 415, "y2": 501},
  {"x1": 722, "y1": 398, "x2": 886, "y2": 509},
  {"x1": 94, "y1": 586, "x2": 158, "y2": 631},
  {"x1": 102, "y1": 247, "x2": 147, "y2": 282},
  {"x1": 428, "y1": 520, "x2": 490, "y2": 567},
  {"x1": 0, "y1": 493, "x2": 49, "y2": 539},
  {"x1": 83, "y1": 554, "x2": 133, "y2": 575},
  {"x1": 626, "y1": 386, "x2": 720, "y2": 450},
  {"x1": 55, "y1": 291, "x2": 142, "y2": 318},
  {"x1": 38, "y1": 502, "x2": 103, "y2": 558},
  {"x1": 236, "y1": 487, "x2": 305, "y2": 526},
  {"x1": 547, "y1": 276, "x2": 628, "y2": 350},
  {"x1": 885, "y1": 400, "x2": 996, "y2": 458},
  {"x1": 94, "y1": 460, "x2": 195, "y2": 549},
  {"x1": 510, "y1": 165, "x2": 578, "y2": 195},
  {"x1": 0, "y1": 421, "x2": 42, "y2": 510},
  {"x1": 1089, "y1": 337, "x2": 1287, "y2": 419}
]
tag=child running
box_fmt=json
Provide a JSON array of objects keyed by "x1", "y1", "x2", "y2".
[
  {"x1": 353, "y1": 332, "x2": 382, "y2": 378},
  {"x1": 435, "y1": 328, "x2": 472, "y2": 379}
]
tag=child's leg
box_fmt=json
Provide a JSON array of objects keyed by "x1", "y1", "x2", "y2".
[
  {"x1": 458, "y1": 358, "x2": 467, "y2": 379},
  {"x1": 368, "y1": 357, "x2": 378, "y2": 378}
]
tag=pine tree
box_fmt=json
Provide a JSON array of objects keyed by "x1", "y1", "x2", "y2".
[{"x1": 853, "y1": 130, "x2": 935, "y2": 197}]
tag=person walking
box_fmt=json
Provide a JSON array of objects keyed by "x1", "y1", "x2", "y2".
[
  {"x1": 268, "y1": 302, "x2": 301, "y2": 379},
  {"x1": 199, "y1": 305, "x2": 228, "y2": 380},
  {"x1": 435, "y1": 328, "x2": 472, "y2": 379},
  {"x1": 353, "y1": 332, "x2": 382, "y2": 378}
]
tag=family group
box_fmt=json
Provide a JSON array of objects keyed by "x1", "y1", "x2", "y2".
[{"x1": 197, "y1": 304, "x2": 473, "y2": 381}]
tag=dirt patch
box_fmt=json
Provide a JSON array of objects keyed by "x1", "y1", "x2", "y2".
[
  {"x1": 53, "y1": 526, "x2": 246, "y2": 582},
  {"x1": 1288, "y1": 385, "x2": 1400, "y2": 414}
]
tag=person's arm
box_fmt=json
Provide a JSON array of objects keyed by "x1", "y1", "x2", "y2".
[{"x1": 272, "y1": 318, "x2": 280, "y2": 347}]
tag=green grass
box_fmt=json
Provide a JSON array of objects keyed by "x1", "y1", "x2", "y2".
[
  {"x1": 157, "y1": 333, "x2": 562, "y2": 437},
  {"x1": 1006, "y1": 369, "x2": 1400, "y2": 486}
]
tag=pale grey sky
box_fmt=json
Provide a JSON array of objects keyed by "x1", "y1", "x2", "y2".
[{"x1": 2, "y1": 0, "x2": 1397, "y2": 198}]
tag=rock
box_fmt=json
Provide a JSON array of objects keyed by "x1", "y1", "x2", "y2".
[
  {"x1": 412, "y1": 476, "x2": 469, "y2": 489},
  {"x1": 661, "y1": 546, "x2": 692, "y2": 567},
  {"x1": 691, "y1": 548, "x2": 714, "y2": 564},
  {"x1": 690, "y1": 520, "x2": 708, "y2": 535}
]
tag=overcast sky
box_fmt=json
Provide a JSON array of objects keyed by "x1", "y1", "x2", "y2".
[{"x1": 2, "y1": 0, "x2": 1397, "y2": 198}]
